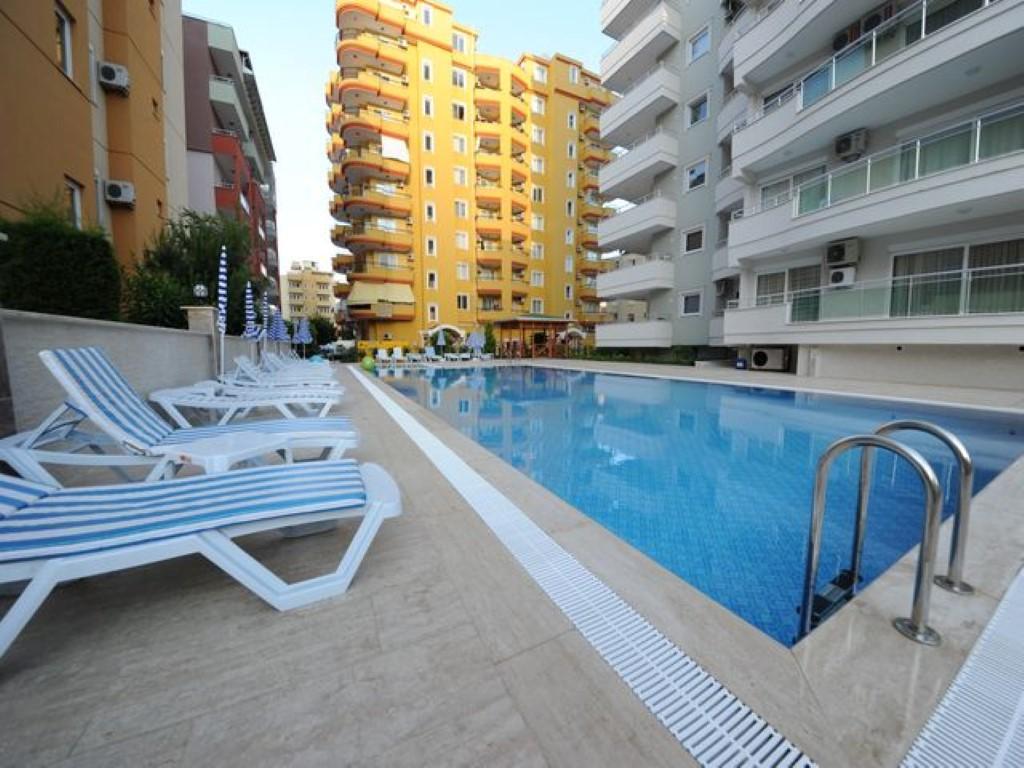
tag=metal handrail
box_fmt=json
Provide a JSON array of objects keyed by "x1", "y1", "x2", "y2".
[
  {"x1": 799, "y1": 434, "x2": 943, "y2": 646},
  {"x1": 869, "y1": 421, "x2": 974, "y2": 595}
]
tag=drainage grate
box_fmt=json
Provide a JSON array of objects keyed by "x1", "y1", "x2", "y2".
[
  {"x1": 903, "y1": 569, "x2": 1024, "y2": 767},
  {"x1": 354, "y1": 369, "x2": 815, "y2": 768}
]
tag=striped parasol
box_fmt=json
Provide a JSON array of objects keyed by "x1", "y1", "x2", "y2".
[
  {"x1": 260, "y1": 291, "x2": 270, "y2": 340},
  {"x1": 297, "y1": 316, "x2": 314, "y2": 345},
  {"x1": 216, "y1": 245, "x2": 228, "y2": 334},
  {"x1": 242, "y1": 282, "x2": 259, "y2": 340},
  {"x1": 270, "y1": 309, "x2": 288, "y2": 342}
]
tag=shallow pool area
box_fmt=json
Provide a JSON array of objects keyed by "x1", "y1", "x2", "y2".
[{"x1": 382, "y1": 366, "x2": 1024, "y2": 645}]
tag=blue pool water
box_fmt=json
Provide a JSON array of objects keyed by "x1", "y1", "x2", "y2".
[{"x1": 381, "y1": 366, "x2": 1024, "y2": 645}]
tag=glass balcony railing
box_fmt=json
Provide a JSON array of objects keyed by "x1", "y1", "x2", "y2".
[
  {"x1": 794, "y1": 102, "x2": 1024, "y2": 216},
  {"x1": 730, "y1": 264, "x2": 1024, "y2": 323}
]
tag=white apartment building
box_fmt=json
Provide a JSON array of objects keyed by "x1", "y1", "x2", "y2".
[{"x1": 598, "y1": 0, "x2": 1024, "y2": 389}]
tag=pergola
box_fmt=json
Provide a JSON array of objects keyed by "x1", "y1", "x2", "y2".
[{"x1": 492, "y1": 315, "x2": 574, "y2": 358}]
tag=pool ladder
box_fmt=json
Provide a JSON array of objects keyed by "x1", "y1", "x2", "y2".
[{"x1": 797, "y1": 420, "x2": 975, "y2": 646}]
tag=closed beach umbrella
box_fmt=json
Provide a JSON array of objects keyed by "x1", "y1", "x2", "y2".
[
  {"x1": 433, "y1": 328, "x2": 445, "y2": 347},
  {"x1": 242, "y1": 282, "x2": 258, "y2": 340},
  {"x1": 216, "y1": 245, "x2": 228, "y2": 374},
  {"x1": 260, "y1": 292, "x2": 270, "y2": 340},
  {"x1": 298, "y1": 316, "x2": 314, "y2": 344},
  {"x1": 467, "y1": 331, "x2": 484, "y2": 351}
]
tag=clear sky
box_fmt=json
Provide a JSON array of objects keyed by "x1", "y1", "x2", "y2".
[{"x1": 181, "y1": 0, "x2": 606, "y2": 282}]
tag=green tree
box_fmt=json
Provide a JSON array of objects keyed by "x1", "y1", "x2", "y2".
[
  {"x1": 0, "y1": 201, "x2": 120, "y2": 319},
  {"x1": 483, "y1": 323, "x2": 496, "y2": 354},
  {"x1": 122, "y1": 266, "x2": 191, "y2": 328},
  {"x1": 308, "y1": 315, "x2": 336, "y2": 346}
]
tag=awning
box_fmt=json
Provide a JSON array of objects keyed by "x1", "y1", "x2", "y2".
[{"x1": 347, "y1": 282, "x2": 414, "y2": 306}]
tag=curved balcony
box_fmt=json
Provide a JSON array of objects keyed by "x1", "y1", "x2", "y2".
[
  {"x1": 475, "y1": 246, "x2": 505, "y2": 268},
  {"x1": 340, "y1": 222, "x2": 413, "y2": 254},
  {"x1": 714, "y1": 168, "x2": 744, "y2": 214},
  {"x1": 582, "y1": 143, "x2": 611, "y2": 169},
  {"x1": 475, "y1": 277, "x2": 504, "y2": 296},
  {"x1": 338, "y1": 146, "x2": 409, "y2": 185},
  {"x1": 336, "y1": 30, "x2": 407, "y2": 75},
  {"x1": 475, "y1": 213, "x2": 504, "y2": 239},
  {"x1": 329, "y1": 194, "x2": 345, "y2": 222},
  {"x1": 582, "y1": 110, "x2": 601, "y2": 139},
  {"x1": 509, "y1": 217, "x2": 530, "y2": 241},
  {"x1": 326, "y1": 130, "x2": 345, "y2": 163},
  {"x1": 335, "y1": 69, "x2": 408, "y2": 112},
  {"x1": 348, "y1": 259, "x2": 415, "y2": 285},
  {"x1": 335, "y1": 0, "x2": 406, "y2": 38},
  {"x1": 581, "y1": 200, "x2": 613, "y2": 221},
  {"x1": 509, "y1": 156, "x2": 529, "y2": 182},
  {"x1": 334, "y1": 106, "x2": 408, "y2": 147},
  {"x1": 332, "y1": 252, "x2": 355, "y2": 272},
  {"x1": 343, "y1": 183, "x2": 411, "y2": 218},
  {"x1": 578, "y1": 256, "x2": 610, "y2": 276},
  {"x1": 509, "y1": 186, "x2": 528, "y2": 213},
  {"x1": 474, "y1": 182, "x2": 503, "y2": 211},
  {"x1": 333, "y1": 282, "x2": 352, "y2": 297}
]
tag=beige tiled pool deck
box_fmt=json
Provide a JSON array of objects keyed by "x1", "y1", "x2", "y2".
[{"x1": 1, "y1": 361, "x2": 1022, "y2": 767}]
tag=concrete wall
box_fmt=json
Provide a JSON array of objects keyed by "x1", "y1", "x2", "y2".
[
  {"x1": 797, "y1": 343, "x2": 1024, "y2": 391},
  {"x1": 161, "y1": 0, "x2": 188, "y2": 215},
  {"x1": 0, "y1": 309, "x2": 252, "y2": 434}
]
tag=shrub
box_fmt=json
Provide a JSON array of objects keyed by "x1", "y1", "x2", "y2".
[
  {"x1": 0, "y1": 203, "x2": 120, "y2": 320},
  {"x1": 121, "y1": 265, "x2": 190, "y2": 328}
]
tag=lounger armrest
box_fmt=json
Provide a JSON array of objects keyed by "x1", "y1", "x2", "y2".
[{"x1": 149, "y1": 433, "x2": 290, "y2": 474}]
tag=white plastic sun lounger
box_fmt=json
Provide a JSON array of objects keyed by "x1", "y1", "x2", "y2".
[
  {"x1": 11, "y1": 347, "x2": 359, "y2": 482},
  {"x1": 0, "y1": 459, "x2": 401, "y2": 660},
  {"x1": 225, "y1": 356, "x2": 339, "y2": 389},
  {"x1": 149, "y1": 380, "x2": 343, "y2": 427}
]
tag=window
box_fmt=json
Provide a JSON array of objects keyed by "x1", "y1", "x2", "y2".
[
  {"x1": 425, "y1": 236, "x2": 437, "y2": 256},
  {"x1": 566, "y1": 170, "x2": 575, "y2": 188},
  {"x1": 456, "y1": 262, "x2": 470, "y2": 280},
  {"x1": 687, "y1": 93, "x2": 709, "y2": 127},
  {"x1": 685, "y1": 158, "x2": 708, "y2": 191},
  {"x1": 427, "y1": 271, "x2": 438, "y2": 290},
  {"x1": 453, "y1": 166, "x2": 467, "y2": 186},
  {"x1": 567, "y1": 142, "x2": 576, "y2": 159},
  {"x1": 760, "y1": 165, "x2": 825, "y2": 210},
  {"x1": 531, "y1": 157, "x2": 545, "y2": 174},
  {"x1": 424, "y1": 167, "x2": 435, "y2": 187},
  {"x1": 688, "y1": 26, "x2": 710, "y2": 63},
  {"x1": 531, "y1": 298, "x2": 544, "y2": 313},
  {"x1": 425, "y1": 202, "x2": 436, "y2": 222},
  {"x1": 421, "y1": 6, "x2": 432, "y2": 25},
  {"x1": 453, "y1": 134, "x2": 467, "y2": 154},
  {"x1": 452, "y1": 32, "x2": 466, "y2": 53},
  {"x1": 531, "y1": 270, "x2": 544, "y2": 286},
  {"x1": 451, "y1": 102, "x2": 466, "y2": 121},
  {"x1": 567, "y1": 113, "x2": 576, "y2": 130},
  {"x1": 679, "y1": 291, "x2": 702, "y2": 316},
  {"x1": 64, "y1": 176, "x2": 82, "y2": 228},
  {"x1": 565, "y1": 255, "x2": 573, "y2": 273},
  {"x1": 422, "y1": 60, "x2": 433, "y2": 81},
  {"x1": 533, "y1": 64, "x2": 547, "y2": 83},
  {"x1": 454, "y1": 200, "x2": 468, "y2": 219},
  {"x1": 531, "y1": 185, "x2": 544, "y2": 204},
  {"x1": 531, "y1": 243, "x2": 544, "y2": 260},
  {"x1": 569, "y1": 65, "x2": 580, "y2": 84},
  {"x1": 451, "y1": 68, "x2": 466, "y2": 88},
  {"x1": 55, "y1": 3, "x2": 73, "y2": 77},
  {"x1": 756, "y1": 272, "x2": 786, "y2": 306},
  {"x1": 564, "y1": 285, "x2": 573, "y2": 299},
  {"x1": 531, "y1": 95, "x2": 545, "y2": 115},
  {"x1": 683, "y1": 226, "x2": 705, "y2": 254},
  {"x1": 423, "y1": 131, "x2": 434, "y2": 151},
  {"x1": 422, "y1": 96, "x2": 433, "y2": 118},
  {"x1": 564, "y1": 228, "x2": 574, "y2": 245},
  {"x1": 455, "y1": 231, "x2": 468, "y2": 250},
  {"x1": 531, "y1": 214, "x2": 544, "y2": 231},
  {"x1": 531, "y1": 126, "x2": 545, "y2": 145},
  {"x1": 565, "y1": 200, "x2": 574, "y2": 217},
  {"x1": 456, "y1": 293, "x2": 469, "y2": 310},
  {"x1": 428, "y1": 303, "x2": 438, "y2": 322}
]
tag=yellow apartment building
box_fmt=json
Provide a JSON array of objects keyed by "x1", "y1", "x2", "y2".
[
  {"x1": 326, "y1": 0, "x2": 613, "y2": 347},
  {"x1": 283, "y1": 261, "x2": 337, "y2": 324},
  {"x1": 0, "y1": 1, "x2": 187, "y2": 267}
]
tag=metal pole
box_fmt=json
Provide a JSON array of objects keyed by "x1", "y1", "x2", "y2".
[
  {"x1": 875, "y1": 420, "x2": 975, "y2": 594},
  {"x1": 799, "y1": 434, "x2": 944, "y2": 645}
]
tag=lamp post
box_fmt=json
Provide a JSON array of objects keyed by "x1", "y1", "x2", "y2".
[{"x1": 193, "y1": 283, "x2": 209, "y2": 302}]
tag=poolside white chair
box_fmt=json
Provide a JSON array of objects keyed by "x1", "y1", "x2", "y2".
[
  {"x1": 424, "y1": 346, "x2": 441, "y2": 363},
  {"x1": 444, "y1": 351, "x2": 460, "y2": 362},
  {"x1": 226, "y1": 356, "x2": 338, "y2": 389},
  {"x1": 13, "y1": 347, "x2": 359, "y2": 482},
  {"x1": 0, "y1": 458, "x2": 401, "y2": 660},
  {"x1": 391, "y1": 348, "x2": 407, "y2": 366},
  {"x1": 405, "y1": 351, "x2": 423, "y2": 364},
  {"x1": 148, "y1": 380, "x2": 343, "y2": 428},
  {"x1": 375, "y1": 348, "x2": 392, "y2": 367}
]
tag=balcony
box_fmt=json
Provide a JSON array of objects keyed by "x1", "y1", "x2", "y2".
[
  {"x1": 601, "y1": 3, "x2": 682, "y2": 93},
  {"x1": 717, "y1": 4, "x2": 758, "y2": 70},
  {"x1": 336, "y1": 30, "x2": 408, "y2": 75},
  {"x1": 338, "y1": 146, "x2": 409, "y2": 185},
  {"x1": 209, "y1": 76, "x2": 250, "y2": 138},
  {"x1": 582, "y1": 110, "x2": 601, "y2": 139},
  {"x1": 332, "y1": 252, "x2": 354, "y2": 272},
  {"x1": 596, "y1": 319, "x2": 673, "y2": 347},
  {"x1": 578, "y1": 281, "x2": 600, "y2": 301},
  {"x1": 582, "y1": 143, "x2": 611, "y2": 168},
  {"x1": 733, "y1": 0, "x2": 1020, "y2": 176},
  {"x1": 348, "y1": 257, "x2": 415, "y2": 284},
  {"x1": 343, "y1": 183, "x2": 412, "y2": 218},
  {"x1": 600, "y1": 130, "x2": 677, "y2": 201},
  {"x1": 327, "y1": 132, "x2": 345, "y2": 163},
  {"x1": 597, "y1": 254, "x2": 673, "y2": 299},
  {"x1": 730, "y1": 103, "x2": 1024, "y2": 263},
  {"x1": 476, "y1": 276, "x2": 504, "y2": 295},
  {"x1": 334, "y1": 106, "x2": 408, "y2": 146},
  {"x1": 580, "y1": 200, "x2": 613, "y2": 221},
  {"x1": 339, "y1": 222, "x2": 413, "y2": 253},
  {"x1": 335, "y1": 69, "x2": 408, "y2": 111},
  {"x1": 578, "y1": 255, "x2": 612, "y2": 275},
  {"x1": 601, "y1": 0, "x2": 659, "y2": 38},
  {"x1": 600, "y1": 64, "x2": 679, "y2": 147},
  {"x1": 711, "y1": 241, "x2": 734, "y2": 281},
  {"x1": 598, "y1": 194, "x2": 675, "y2": 252},
  {"x1": 335, "y1": 0, "x2": 405, "y2": 39},
  {"x1": 714, "y1": 167, "x2": 744, "y2": 214},
  {"x1": 716, "y1": 90, "x2": 749, "y2": 144},
  {"x1": 579, "y1": 311, "x2": 612, "y2": 324},
  {"x1": 722, "y1": 263, "x2": 1024, "y2": 346},
  {"x1": 333, "y1": 282, "x2": 352, "y2": 298}
]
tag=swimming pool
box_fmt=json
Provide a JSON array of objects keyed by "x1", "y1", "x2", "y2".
[{"x1": 381, "y1": 366, "x2": 1024, "y2": 645}]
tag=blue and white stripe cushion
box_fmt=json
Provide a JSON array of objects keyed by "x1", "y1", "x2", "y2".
[
  {"x1": 50, "y1": 347, "x2": 354, "y2": 449},
  {"x1": 0, "y1": 461, "x2": 366, "y2": 563}
]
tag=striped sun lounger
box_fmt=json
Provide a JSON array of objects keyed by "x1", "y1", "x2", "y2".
[
  {"x1": 0, "y1": 459, "x2": 401, "y2": 660},
  {"x1": 19, "y1": 347, "x2": 360, "y2": 480}
]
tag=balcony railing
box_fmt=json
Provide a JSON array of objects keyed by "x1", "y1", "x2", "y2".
[
  {"x1": 794, "y1": 102, "x2": 1024, "y2": 216},
  {"x1": 728, "y1": 264, "x2": 1024, "y2": 323},
  {"x1": 734, "y1": 0, "x2": 1001, "y2": 133},
  {"x1": 607, "y1": 252, "x2": 673, "y2": 271}
]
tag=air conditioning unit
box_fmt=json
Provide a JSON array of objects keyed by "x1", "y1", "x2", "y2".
[
  {"x1": 750, "y1": 347, "x2": 786, "y2": 372},
  {"x1": 829, "y1": 266, "x2": 857, "y2": 288},
  {"x1": 97, "y1": 61, "x2": 130, "y2": 93},
  {"x1": 104, "y1": 180, "x2": 136, "y2": 207},
  {"x1": 825, "y1": 237, "x2": 860, "y2": 266},
  {"x1": 835, "y1": 129, "x2": 868, "y2": 162}
]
